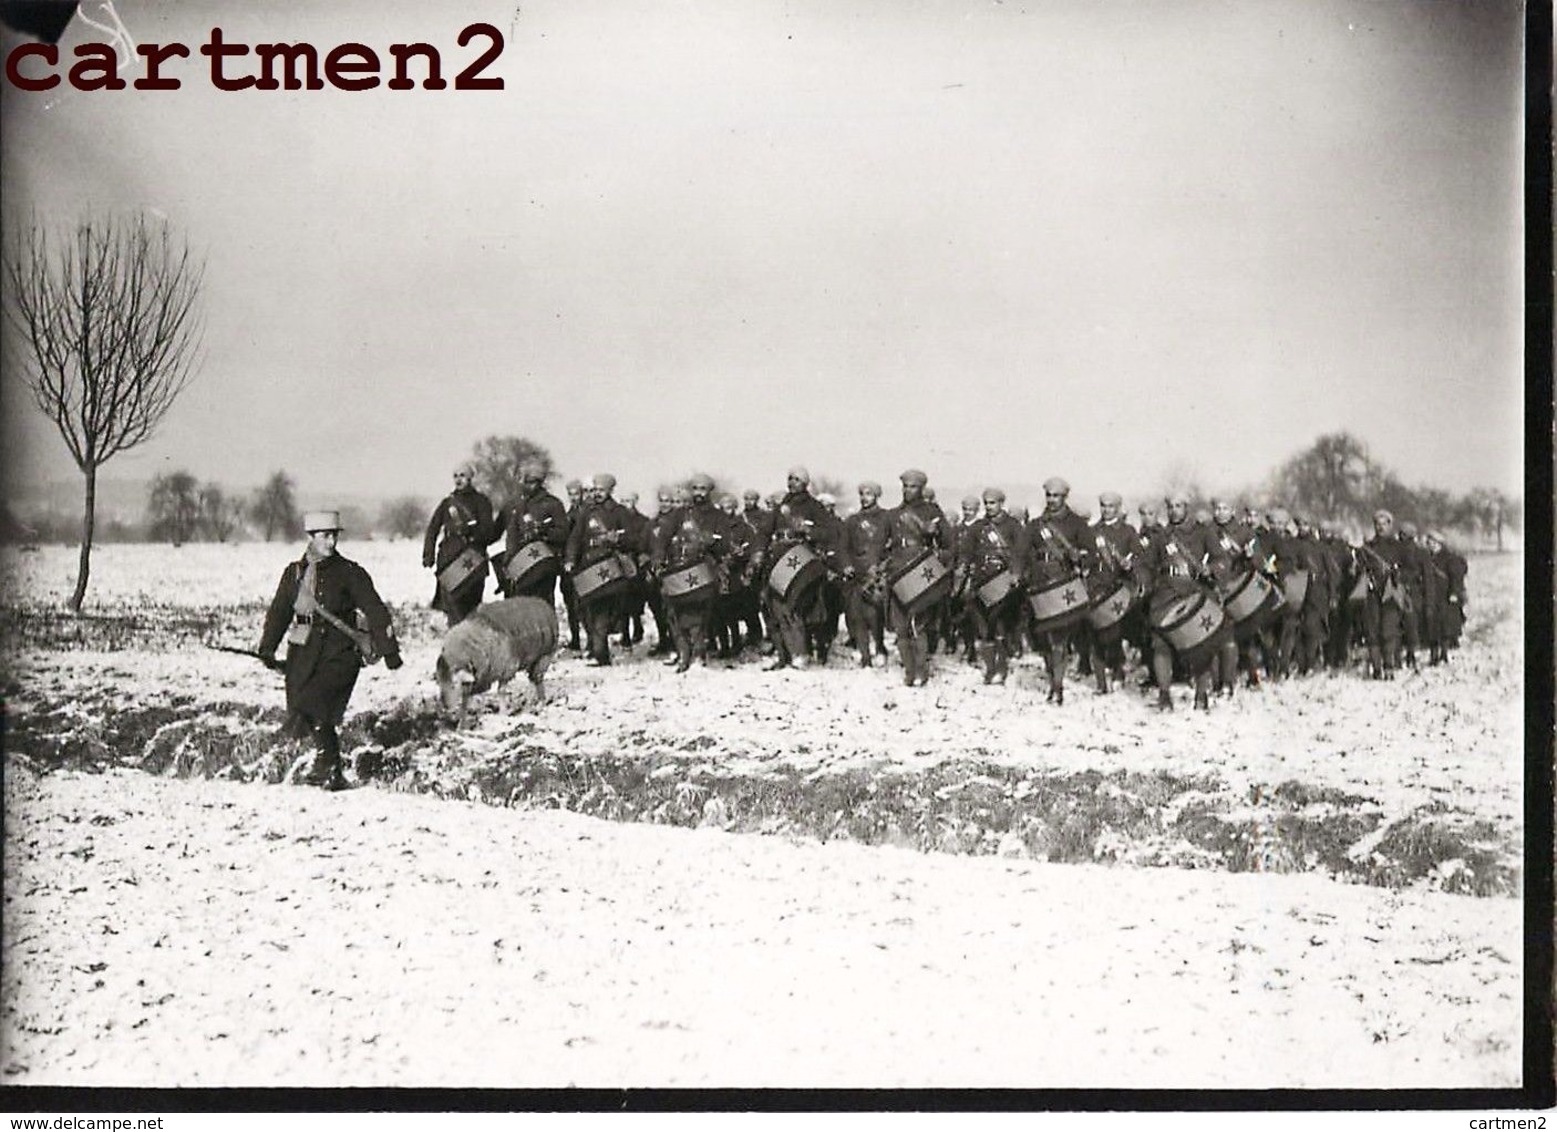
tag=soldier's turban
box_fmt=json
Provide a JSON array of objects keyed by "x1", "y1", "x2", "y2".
[
  {"x1": 689, "y1": 473, "x2": 715, "y2": 490},
  {"x1": 961, "y1": 495, "x2": 980, "y2": 509},
  {"x1": 1373, "y1": 509, "x2": 1394, "y2": 524},
  {"x1": 1166, "y1": 491, "x2": 1190, "y2": 506},
  {"x1": 454, "y1": 462, "x2": 476, "y2": 478},
  {"x1": 1427, "y1": 529, "x2": 1446, "y2": 544},
  {"x1": 923, "y1": 487, "x2": 937, "y2": 500},
  {"x1": 1399, "y1": 521, "x2": 1418, "y2": 537},
  {"x1": 592, "y1": 473, "x2": 616, "y2": 492},
  {"x1": 982, "y1": 487, "x2": 1006, "y2": 503},
  {"x1": 1319, "y1": 520, "x2": 1339, "y2": 535},
  {"x1": 1043, "y1": 477, "x2": 1071, "y2": 495},
  {"x1": 520, "y1": 461, "x2": 546, "y2": 482},
  {"x1": 858, "y1": 481, "x2": 882, "y2": 496},
  {"x1": 1269, "y1": 508, "x2": 1291, "y2": 526},
  {"x1": 787, "y1": 466, "x2": 811, "y2": 484},
  {"x1": 565, "y1": 479, "x2": 582, "y2": 491},
  {"x1": 899, "y1": 468, "x2": 928, "y2": 487},
  {"x1": 1099, "y1": 491, "x2": 1122, "y2": 507},
  {"x1": 743, "y1": 490, "x2": 760, "y2": 503},
  {"x1": 818, "y1": 493, "x2": 836, "y2": 507}
]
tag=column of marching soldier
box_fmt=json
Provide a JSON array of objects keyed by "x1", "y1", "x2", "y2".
[{"x1": 420, "y1": 461, "x2": 1471, "y2": 710}]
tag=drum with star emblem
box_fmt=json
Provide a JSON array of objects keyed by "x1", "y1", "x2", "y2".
[
  {"x1": 888, "y1": 549, "x2": 953, "y2": 615},
  {"x1": 497, "y1": 541, "x2": 559, "y2": 591},
  {"x1": 662, "y1": 558, "x2": 718, "y2": 605},
  {"x1": 1218, "y1": 567, "x2": 1282, "y2": 631},
  {"x1": 766, "y1": 542, "x2": 825, "y2": 601},
  {"x1": 1027, "y1": 572, "x2": 1091, "y2": 633},
  {"x1": 1150, "y1": 589, "x2": 1231, "y2": 670},
  {"x1": 1085, "y1": 580, "x2": 1138, "y2": 631},
  {"x1": 572, "y1": 552, "x2": 635, "y2": 601},
  {"x1": 975, "y1": 569, "x2": 1020, "y2": 609}
]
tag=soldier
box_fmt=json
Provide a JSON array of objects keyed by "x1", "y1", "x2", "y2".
[
  {"x1": 1357, "y1": 509, "x2": 1410, "y2": 679},
  {"x1": 882, "y1": 468, "x2": 953, "y2": 686},
  {"x1": 1200, "y1": 496, "x2": 1270, "y2": 691},
  {"x1": 1260, "y1": 508, "x2": 1312, "y2": 680},
  {"x1": 1017, "y1": 491, "x2": 1092, "y2": 703},
  {"x1": 1139, "y1": 495, "x2": 1231, "y2": 711},
  {"x1": 1129, "y1": 501, "x2": 1167, "y2": 675},
  {"x1": 840, "y1": 481, "x2": 892, "y2": 666},
  {"x1": 810, "y1": 493, "x2": 847, "y2": 664},
  {"x1": 1083, "y1": 491, "x2": 1142, "y2": 694},
  {"x1": 493, "y1": 461, "x2": 568, "y2": 606},
  {"x1": 1395, "y1": 520, "x2": 1428, "y2": 668},
  {"x1": 1033, "y1": 477, "x2": 1092, "y2": 680},
  {"x1": 1318, "y1": 519, "x2": 1358, "y2": 670},
  {"x1": 617, "y1": 490, "x2": 654, "y2": 649},
  {"x1": 958, "y1": 487, "x2": 1025, "y2": 685},
  {"x1": 560, "y1": 479, "x2": 586, "y2": 651},
  {"x1": 650, "y1": 473, "x2": 730, "y2": 672},
  {"x1": 564, "y1": 473, "x2": 640, "y2": 666},
  {"x1": 1289, "y1": 514, "x2": 1336, "y2": 675},
  {"x1": 1417, "y1": 527, "x2": 1450, "y2": 666},
  {"x1": 422, "y1": 464, "x2": 498, "y2": 628},
  {"x1": 742, "y1": 489, "x2": 764, "y2": 526},
  {"x1": 711, "y1": 492, "x2": 760, "y2": 659},
  {"x1": 643, "y1": 489, "x2": 680, "y2": 656},
  {"x1": 756, "y1": 467, "x2": 837, "y2": 671},
  {"x1": 951, "y1": 494, "x2": 983, "y2": 663},
  {"x1": 257, "y1": 510, "x2": 403, "y2": 790},
  {"x1": 736, "y1": 489, "x2": 769, "y2": 649},
  {"x1": 1429, "y1": 530, "x2": 1469, "y2": 653}
]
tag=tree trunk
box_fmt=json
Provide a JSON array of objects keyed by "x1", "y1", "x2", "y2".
[{"x1": 70, "y1": 465, "x2": 97, "y2": 612}]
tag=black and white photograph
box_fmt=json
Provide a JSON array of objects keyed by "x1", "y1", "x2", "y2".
[{"x1": 0, "y1": 0, "x2": 1547, "y2": 1109}]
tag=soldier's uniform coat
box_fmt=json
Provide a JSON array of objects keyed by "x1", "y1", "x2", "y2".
[
  {"x1": 496, "y1": 486, "x2": 568, "y2": 602},
  {"x1": 260, "y1": 552, "x2": 400, "y2": 731},
  {"x1": 423, "y1": 486, "x2": 498, "y2": 624},
  {"x1": 565, "y1": 496, "x2": 641, "y2": 664}
]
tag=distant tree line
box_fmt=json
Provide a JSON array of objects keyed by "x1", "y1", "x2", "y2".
[
  {"x1": 3, "y1": 431, "x2": 1522, "y2": 552},
  {"x1": 1161, "y1": 432, "x2": 1522, "y2": 550}
]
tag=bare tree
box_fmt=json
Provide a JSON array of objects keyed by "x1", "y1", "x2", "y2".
[
  {"x1": 1269, "y1": 432, "x2": 1374, "y2": 525},
  {"x1": 197, "y1": 483, "x2": 245, "y2": 542},
  {"x1": 468, "y1": 435, "x2": 555, "y2": 511},
  {"x1": 379, "y1": 496, "x2": 428, "y2": 540},
  {"x1": 3, "y1": 214, "x2": 205, "y2": 609},
  {"x1": 146, "y1": 471, "x2": 201, "y2": 545},
  {"x1": 1462, "y1": 487, "x2": 1521, "y2": 551},
  {"x1": 250, "y1": 470, "x2": 301, "y2": 541}
]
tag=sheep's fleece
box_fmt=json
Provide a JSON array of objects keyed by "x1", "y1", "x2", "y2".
[{"x1": 436, "y1": 597, "x2": 559, "y2": 697}]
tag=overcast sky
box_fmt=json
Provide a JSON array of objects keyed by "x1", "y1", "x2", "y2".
[{"x1": 0, "y1": 0, "x2": 1526, "y2": 511}]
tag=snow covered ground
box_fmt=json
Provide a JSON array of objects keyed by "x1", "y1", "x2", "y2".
[{"x1": 0, "y1": 542, "x2": 1531, "y2": 1089}]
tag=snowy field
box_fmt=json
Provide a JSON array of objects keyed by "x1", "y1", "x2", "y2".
[{"x1": 0, "y1": 541, "x2": 1531, "y2": 1089}]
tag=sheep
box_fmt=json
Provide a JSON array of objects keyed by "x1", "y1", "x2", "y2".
[{"x1": 434, "y1": 597, "x2": 559, "y2": 723}]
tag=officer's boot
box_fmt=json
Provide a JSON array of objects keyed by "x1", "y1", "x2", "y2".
[
  {"x1": 1094, "y1": 645, "x2": 1110, "y2": 694},
  {"x1": 304, "y1": 725, "x2": 346, "y2": 791},
  {"x1": 978, "y1": 641, "x2": 996, "y2": 685}
]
